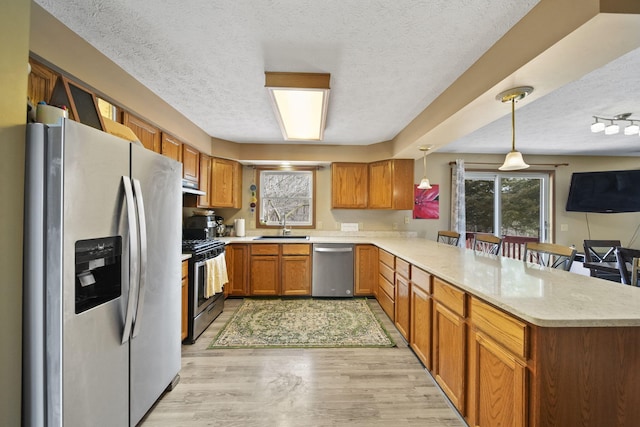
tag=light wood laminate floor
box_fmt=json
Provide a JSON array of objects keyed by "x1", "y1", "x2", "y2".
[{"x1": 140, "y1": 298, "x2": 466, "y2": 427}]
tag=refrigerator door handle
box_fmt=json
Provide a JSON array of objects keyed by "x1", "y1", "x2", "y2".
[
  {"x1": 122, "y1": 176, "x2": 139, "y2": 344},
  {"x1": 132, "y1": 178, "x2": 148, "y2": 338}
]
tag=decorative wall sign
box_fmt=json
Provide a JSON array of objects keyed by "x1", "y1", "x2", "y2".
[{"x1": 413, "y1": 184, "x2": 439, "y2": 219}]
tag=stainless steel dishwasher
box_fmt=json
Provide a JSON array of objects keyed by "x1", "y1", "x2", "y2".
[{"x1": 312, "y1": 243, "x2": 354, "y2": 297}]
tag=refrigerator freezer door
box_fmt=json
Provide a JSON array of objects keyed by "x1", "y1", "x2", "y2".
[
  {"x1": 59, "y1": 121, "x2": 131, "y2": 426},
  {"x1": 129, "y1": 143, "x2": 182, "y2": 426}
]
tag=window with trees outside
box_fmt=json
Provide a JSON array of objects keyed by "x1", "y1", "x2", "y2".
[
  {"x1": 465, "y1": 171, "x2": 551, "y2": 242},
  {"x1": 257, "y1": 168, "x2": 315, "y2": 229}
]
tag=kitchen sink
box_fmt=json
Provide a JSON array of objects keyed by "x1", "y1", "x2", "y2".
[{"x1": 253, "y1": 235, "x2": 310, "y2": 240}]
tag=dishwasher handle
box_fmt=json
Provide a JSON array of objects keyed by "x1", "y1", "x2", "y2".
[{"x1": 314, "y1": 247, "x2": 353, "y2": 253}]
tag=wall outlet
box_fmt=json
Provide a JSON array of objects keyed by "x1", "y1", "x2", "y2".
[
  {"x1": 392, "y1": 222, "x2": 398, "y2": 230},
  {"x1": 341, "y1": 223, "x2": 359, "y2": 232},
  {"x1": 358, "y1": 222, "x2": 363, "y2": 230},
  {"x1": 404, "y1": 216, "x2": 410, "y2": 224},
  {"x1": 335, "y1": 222, "x2": 341, "y2": 230},
  {"x1": 560, "y1": 224, "x2": 568, "y2": 231},
  {"x1": 317, "y1": 221, "x2": 323, "y2": 229}
]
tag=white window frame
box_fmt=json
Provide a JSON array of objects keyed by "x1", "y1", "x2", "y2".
[
  {"x1": 465, "y1": 171, "x2": 551, "y2": 242},
  {"x1": 257, "y1": 168, "x2": 315, "y2": 229}
]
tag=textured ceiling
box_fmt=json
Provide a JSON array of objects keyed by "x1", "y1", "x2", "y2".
[
  {"x1": 34, "y1": 0, "x2": 640, "y2": 156},
  {"x1": 35, "y1": 0, "x2": 538, "y2": 144},
  {"x1": 440, "y1": 45, "x2": 640, "y2": 157}
]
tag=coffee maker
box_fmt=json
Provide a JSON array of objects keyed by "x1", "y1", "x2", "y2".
[{"x1": 183, "y1": 213, "x2": 217, "y2": 240}]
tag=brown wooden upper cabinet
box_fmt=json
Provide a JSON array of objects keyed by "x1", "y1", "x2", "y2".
[
  {"x1": 161, "y1": 132, "x2": 182, "y2": 163},
  {"x1": 210, "y1": 157, "x2": 242, "y2": 208},
  {"x1": 122, "y1": 112, "x2": 161, "y2": 153},
  {"x1": 331, "y1": 163, "x2": 369, "y2": 208},
  {"x1": 182, "y1": 144, "x2": 199, "y2": 185},
  {"x1": 197, "y1": 153, "x2": 211, "y2": 208},
  {"x1": 331, "y1": 159, "x2": 413, "y2": 210},
  {"x1": 368, "y1": 159, "x2": 414, "y2": 210},
  {"x1": 28, "y1": 58, "x2": 59, "y2": 106}
]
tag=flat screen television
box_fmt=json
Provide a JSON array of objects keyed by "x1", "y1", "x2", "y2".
[{"x1": 566, "y1": 169, "x2": 640, "y2": 213}]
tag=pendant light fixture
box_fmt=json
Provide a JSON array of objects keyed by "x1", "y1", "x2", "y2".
[
  {"x1": 417, "y1": 145, "x2": 433, "y2": 189},
  {"x1": 497, "y1": 86, "x2": 533, "y2": 171}
]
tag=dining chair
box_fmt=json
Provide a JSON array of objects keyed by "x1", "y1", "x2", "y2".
[
  {"x1": 523, "y1": 242, "x2": 576, "y2": 271},
  {"x1": 583, "y1": 239, "x2": 622, "y2": 281},
  {"x1": 437, "y1": 230, "x2": 460, "y2": 246},
  {"x1": 472, "y1": 234, "x2": 502, "y2": 255},
  {"x1": 614, "y1": 247, "x2": 640, "y2": 286}
]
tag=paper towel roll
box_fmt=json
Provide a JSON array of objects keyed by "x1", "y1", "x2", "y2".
[{"x1": 234, "y1": 219, "x2": 245, "y2": 237}]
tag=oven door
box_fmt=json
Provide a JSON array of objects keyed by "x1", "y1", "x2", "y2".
[{"x1": 192, "y1": 258, "x2": 210, "y2": 315}]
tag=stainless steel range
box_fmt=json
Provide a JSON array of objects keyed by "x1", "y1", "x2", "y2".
[{"x1": 182, "y1": 239, "x2": 226, "y2": 344}]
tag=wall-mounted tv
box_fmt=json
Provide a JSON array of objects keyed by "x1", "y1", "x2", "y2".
[{"x1": 566, "y1": 169, "x2": 640, "y2": 213}]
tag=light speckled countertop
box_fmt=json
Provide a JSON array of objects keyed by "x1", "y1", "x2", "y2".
[{"x1": 220, "y1": 235, "x2": 640, "y2": 328}]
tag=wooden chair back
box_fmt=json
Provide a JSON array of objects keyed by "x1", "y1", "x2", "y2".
[
  {"x1": 523, "y1": 242, "x2": 576, "y2": 271},
  {"x1": 437, "y1": 230, "x2": 460, "y2": 246},
  {"x1": 501, "y1": 235, "x2": 539, "y2": 260},
  {"x1": 472, "y1": 234, "x2": 502, "y2": 255},
  {"x1": 614, "y1": 247, "x2": 640, "y2": 286}
]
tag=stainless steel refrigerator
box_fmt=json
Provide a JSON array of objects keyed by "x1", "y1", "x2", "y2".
[{"x1": 23, "y1": 119, "x2": 182, "y2": 426}]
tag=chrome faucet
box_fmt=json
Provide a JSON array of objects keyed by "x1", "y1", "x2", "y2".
[
  {"x1": 282, "y1": 204, "x2": 308, "y2": 236},
  {"x1": 282, "y1": 215, "x2": 291, "y2": 235}
]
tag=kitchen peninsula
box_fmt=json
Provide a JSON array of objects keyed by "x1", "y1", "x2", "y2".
[{"x1": 223, "y1": 235, "x2": 640, "y2": 427}]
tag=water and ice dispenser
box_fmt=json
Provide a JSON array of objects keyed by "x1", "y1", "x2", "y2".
[{"x1": 74, "y1": 236, "x2": 122, "y2": 314}]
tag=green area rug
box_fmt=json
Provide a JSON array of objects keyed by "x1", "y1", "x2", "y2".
[{"x1": 208, "y1": 298, "x2": 395, "y2": 349}]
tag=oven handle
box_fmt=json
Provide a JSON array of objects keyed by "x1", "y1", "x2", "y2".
[
  {"x1": 121, "y1": 176, "x2": 138, "y2": 344},
  {"x1": 131, "y1": 178, "x2": 147, "y2": 338}
]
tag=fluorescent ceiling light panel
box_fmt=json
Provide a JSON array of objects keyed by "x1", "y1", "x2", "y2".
[{"x1": 265, "y1": 72, "x2": 330, "y2": 141}]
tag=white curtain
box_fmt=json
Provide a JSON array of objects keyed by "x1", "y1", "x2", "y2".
[{"x1": 450, "y1": 159, "x2": 466, "y2": 247}]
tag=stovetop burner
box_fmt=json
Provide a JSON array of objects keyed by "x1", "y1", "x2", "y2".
[{"x1": 182, "y1": 239, "x2": 225, "y2": 253}]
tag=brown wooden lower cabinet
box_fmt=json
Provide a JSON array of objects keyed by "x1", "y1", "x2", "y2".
[
  {"x1": 466, "y1": 297, "x2": 528, "y2": 427},
  {"x1": 181, "y1": 260, "x2": 188, "y2": 341},
  {"x1": 409, "y1": 266, "x2": 432, "y2": 369},
  {"x1": 250, "y1": 255, "x2": 279, "y2": 295},
  {"x1": 433, "y1": 300, "x2": 466, "y2": 413},
  {"x1": 467, "y1": 330, "x2": 527, "y2": 427},
  {"x1": 281, "y1": 244, "x2": 311, "y2": 296},
  {"x1": 370, "y1": 251, "x2": 640, "y2": 427},
  {"x1": 354, "y1": 244, "x2": 378, "y2": 296},
  {"x1": 248, "y1": 243, "x2": 311, "y2": 296},
  {"x1": 225, "y1": 244, "x2": 249, "y2": 297},
  {"x1": 394, "y1": 269, "x2": 410, "y2": 340},
  {"x1": 378, "y1": 249, "x2": 395, "y2": 321}
]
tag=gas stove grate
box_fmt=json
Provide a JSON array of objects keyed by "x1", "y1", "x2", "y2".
[{"x1": 182, "y1": 239, "x2": 225, "y2": 253}]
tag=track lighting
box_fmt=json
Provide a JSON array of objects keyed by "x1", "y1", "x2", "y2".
[
  {"x1": 590, "y1": 117, "x2": 605, "y2": 133},
  {"x1": 624, "y1": 121, "x2": 639, "y2": 136},
  {"x1": 604, "y1": 120, "x2": 619, "y2": 135},
  {"x1": 591, "y1": 113, "x2": 639, "y2": 136}
]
